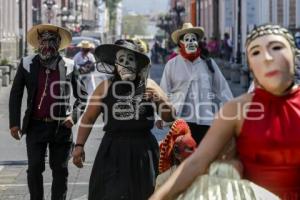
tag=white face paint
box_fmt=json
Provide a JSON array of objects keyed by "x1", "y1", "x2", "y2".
[
  {"x1": 180, "y1": 33, "x2": 199, "y2": 54},
  {"x1": 116, "y1": 49, "x2": 137, "y2": 81}
]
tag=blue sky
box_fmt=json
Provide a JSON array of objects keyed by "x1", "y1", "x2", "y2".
[{"x1": 122, "y1": 0, "x2": 169, "y2": 15}]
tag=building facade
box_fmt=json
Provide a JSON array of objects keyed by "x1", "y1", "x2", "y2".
[
  {"x1": 193, "y1": 0, "x2": 300, "y2": 63},
  {"x1": 0, "y1": 0, "x2": 104, "y2": 61},
  {"x1": 0, "y1": 0, "x2": 33, "y2": 61}
]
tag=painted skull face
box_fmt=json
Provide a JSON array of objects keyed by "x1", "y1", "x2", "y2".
[
  {"x1": 116, "y1": 49, "x2": 137, "y2": 81},
  {"x1": 181, "y1": 33, "x2": 199, "y2": 54},
  {"x1": 38, "y1": 31, "x2": 60, "y2": 60}
]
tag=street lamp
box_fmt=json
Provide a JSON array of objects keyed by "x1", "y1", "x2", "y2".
[
  {"x1": 76, "y1": 0, "x2": 83, "y2": 24},
  {"x1": 156, "y1": 14, "x2": 175, "y2": 50},
  {"x1": 61, "y1": 6, "x2": 70, "y2": 27},
  {"x1": 43, "y1": 0, "x2": 57, "y2": 23},
  {"x1": 236, "y1": 0, "x2": 242, "y2": 63},
  {"x1": 172, "y1": 1, "x2": 185, "y2": 28},
  {"x1": 157, "y1": 15, "x2": 173, "y2": 35}
]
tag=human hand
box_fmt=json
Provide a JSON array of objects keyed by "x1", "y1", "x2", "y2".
[
  {"x1": 10, "y1": 126, "x2": 21, "y2": 140},
  {"x1": 62, "y1": 116, "x2": 74, "y2": 128},
  {"x1": 156, "y1": 120, "x2": 164, "y2": 129},
  {"x1": 144, "y1": 81, "x2": 165, "y2": 103},
  {"x1": 72, "y1": 146, "x2": 85, "y2": 168}
]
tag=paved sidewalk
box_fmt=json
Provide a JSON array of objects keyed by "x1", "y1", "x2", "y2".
[{"x1": 0, "y1": 162, "x2": 93, "y2": 200}]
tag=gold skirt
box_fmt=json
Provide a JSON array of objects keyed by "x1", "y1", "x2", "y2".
[{"x1": 176, "y1": 162, "x2": 280, "y2": 200}]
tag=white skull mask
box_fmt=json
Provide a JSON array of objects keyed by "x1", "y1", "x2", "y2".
[
  {"x1": 180, "y1": 33, "x2": 199, "y2": 54},
  {"x1": 115, "y1": 49, "x2": 137, "y2": 81}
]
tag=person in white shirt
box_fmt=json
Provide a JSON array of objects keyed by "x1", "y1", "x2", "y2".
[
  {"x1": 73, "y1": 40, "x2": 96, "y2": 95},
  {"x1": 158, "y1": 22, "x2": 233, "y2": 144}
]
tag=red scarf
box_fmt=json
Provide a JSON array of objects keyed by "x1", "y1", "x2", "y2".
[{"x1": 179, "y1": 43, "x2": 201, "y2": 62}]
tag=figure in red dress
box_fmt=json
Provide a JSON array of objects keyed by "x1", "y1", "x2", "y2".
[{"x1": 150, "y1": 24, "x2": 300, "y2": 200}]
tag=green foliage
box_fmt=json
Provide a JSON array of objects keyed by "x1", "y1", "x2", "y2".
[
  {"x1": 122, "y1": 15, "x2": 148, "y2": 37},
  {"x1": 0, "y1": 58, "x2": 9, "y2": 65}
]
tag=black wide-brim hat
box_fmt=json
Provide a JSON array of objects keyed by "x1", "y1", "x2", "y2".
[{"x1": 94, "y1": 40, "x2": 150, "y2": 70}]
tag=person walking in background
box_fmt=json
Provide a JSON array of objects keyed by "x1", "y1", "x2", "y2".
[
  {"x1": 207, "y1": 36, "x2": 220, "y2": 57},
  {"x1": 72, "y1": 39, "x2": 175, "y2": 200},
  {"x1": 151, "y1": 40, "x2": 162, "y2": 64},
  {"x1": 151, "y1": 24, "x2": 300, "y2": 200},
  {"x1": 73, "y1": 40, "x2": 96, "y2": 95},
  {"x1": 157, "y1": 22, "x2": 233, "y2": 145},
  {"x1": 166, "y1": 46, "x2": 178, "y2": 61},
  {"x1": 9, "y1": 24, "x2": 87, "y2": 200},
  {"x1": 295, "y1": 32, "x2": 300, "y2": 49},
  {"x1": 221, "y1": 32, "x2": 233, "y2": 61}
]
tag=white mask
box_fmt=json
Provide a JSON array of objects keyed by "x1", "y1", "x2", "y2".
[
  {"x1": 180, "y1": 33, "x2": 198, "y2": 54},
  {"x1": 116, "y1": 49, "x2": 137, "y2": 81}
]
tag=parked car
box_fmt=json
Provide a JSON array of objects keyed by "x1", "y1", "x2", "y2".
[{"x1": 65, "y1": 36, "x2": 101, "y2": 58}]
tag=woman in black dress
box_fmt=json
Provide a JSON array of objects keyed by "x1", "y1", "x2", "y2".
[{"x1": 72, "y1": 39, "x2": 175, "y2": 200}]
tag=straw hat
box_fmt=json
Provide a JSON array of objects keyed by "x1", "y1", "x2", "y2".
[
  {"x1": 27, "y1": 24, "x2": 72, "y2": 50},
  {"x1": 132, "y1": 38, "x2": 149, "y2": 53},
  {"x1": 95, "y1": 39, "x2": 150, "y2": 69},
  {"x1": 77, "y1": 40, "x2": 95, "y2": 49},
  {"x1": 171, "y1": 22, "x2": 205, "y2": 44}
]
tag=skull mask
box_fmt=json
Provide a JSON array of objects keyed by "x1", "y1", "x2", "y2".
[
  {"x1": 115, "y1": 49, "x2": 137, "y2": 81},
  {"x1": 180, "y1": 33, "x2": 199, "y2": 54}
]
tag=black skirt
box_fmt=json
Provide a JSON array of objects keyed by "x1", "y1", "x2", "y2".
[{"x1": 88, "y1": 131, "x2": 159, "y2": 200}]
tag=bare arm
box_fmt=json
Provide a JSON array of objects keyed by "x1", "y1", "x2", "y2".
[
  {"x1": 73, "y1": 80, "x2": 111, "y2": 168},
  {"x1": 76, "y1": 79, "x2": 110, "y2": 145},
  {"x1": 150, "y1": 100, "x2": 239, "y2": 200},
  {"x1": 146, "y1": 79, "x2": 176, "y2": 122}
]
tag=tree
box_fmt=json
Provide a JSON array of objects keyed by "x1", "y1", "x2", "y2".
[
  {"x1": 122, "y1": 15, "x2": 148, "y2": 37},
  {"x1": 106, "y1": 0, "x2": 122, "y2": 34}
]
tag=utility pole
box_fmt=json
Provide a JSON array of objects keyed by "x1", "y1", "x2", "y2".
[
  {"x1": 18, "y1": 0, "x2": 23, "y2": 58},
  {"x1": 236, "y1": 0, "x2": 242, "y2": 63},
  {"x1": 24, "y1": 0, "x2": 28, "y2": 56},
  {"x1": 197, "y1": 0, "x2": 201, "y2": 26}
]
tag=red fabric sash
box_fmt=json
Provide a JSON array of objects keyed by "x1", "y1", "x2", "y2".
[{"x1": 179, "y1": 43, "x2": 201, "y2": 62}]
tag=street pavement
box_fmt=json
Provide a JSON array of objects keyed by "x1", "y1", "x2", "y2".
[{"x1": 0, "y1": 62, "x2": 246, "y2": 200}]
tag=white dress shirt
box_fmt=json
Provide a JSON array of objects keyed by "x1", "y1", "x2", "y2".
[
  {"x1": 160, "y1": 55, "x2": 233, "y2": 125},
  {"x1": 73, "y1": 51, "x2": 96, "y2": 95}
]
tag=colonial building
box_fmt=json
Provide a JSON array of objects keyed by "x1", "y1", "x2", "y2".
[
  {"x1": 0, "y1": 0, "x2": 32, "y2": 61},
  {"x1": 193, "y1": 0, "x2": 300, "y2": 63}
]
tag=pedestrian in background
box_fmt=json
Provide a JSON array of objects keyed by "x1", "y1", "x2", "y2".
[
  {"x1": 221, "y1": 32, "x2": 233, "y2": 61},
  {"x1": 207, "y1": 36, "x2": 220, "y2": 57},
  {"x1": 295, "y1": 32, "x2": 300, "y2": 49},
  {"x1": 73, "y1": 40, "x2": 96, "y2": 95},
  {"x1": 9, "y1": 24, "x2": 87, "y2": 200}
]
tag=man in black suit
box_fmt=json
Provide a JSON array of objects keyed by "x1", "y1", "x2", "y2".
[{"x1": 9, "y1": 24, "x2": 87, "y2": 200}]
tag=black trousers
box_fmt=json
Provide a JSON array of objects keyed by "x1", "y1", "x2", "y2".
[
  {"x1": 187, "y1": 122, "x2": 210, "y2": 145},
  {"x1": 26, "y1": 119, "x2": 73, "y2": 200}
]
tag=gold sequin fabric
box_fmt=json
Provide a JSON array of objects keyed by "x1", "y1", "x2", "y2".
[{"x1": 176, "y1": 162, "x2": 280, "y2": 200}]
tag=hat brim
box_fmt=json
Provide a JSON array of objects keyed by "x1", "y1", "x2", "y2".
[
  {"x1": 171, "y1": 27, "x2": 205, "y2": 44},
  {"x1": 77, "y1": 44, "x2": 95, "y2": 49},
  {"x1": 27, "y1": 24, "x2": 72, "y2": 50},
  {"x1": 95, "y1": 44, "x2": 150, "y2": 69}
]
